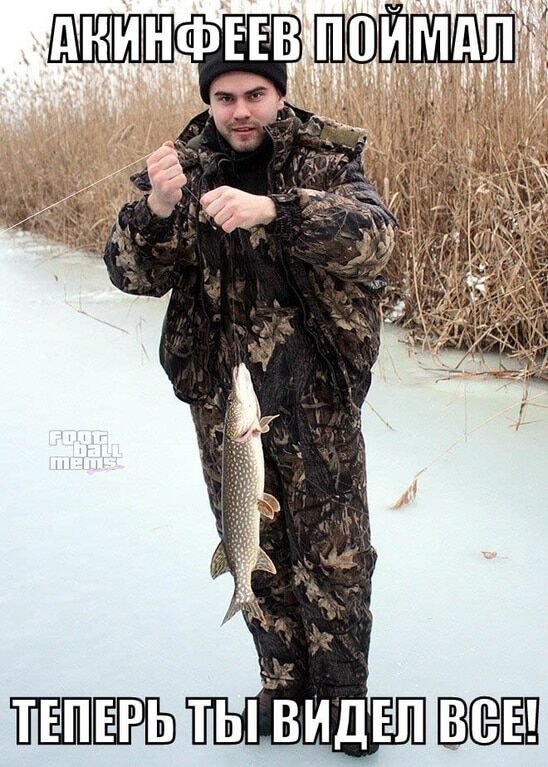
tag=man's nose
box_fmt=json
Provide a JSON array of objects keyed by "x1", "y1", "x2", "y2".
[{"x1": 233, "y1": 99, "x2": 252, "y2": 119}]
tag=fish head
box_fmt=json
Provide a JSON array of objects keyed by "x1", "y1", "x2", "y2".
[{"x1": 226, "y1": 363, "x2": 261, "y2": 441}]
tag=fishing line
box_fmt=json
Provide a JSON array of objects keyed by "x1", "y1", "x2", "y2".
[
  {"x1": 0, "y1": 150, "x2": 210, "y2": 237},
  {"x1": 230, "y1": 250, "x2": 239, "y2": 368},
  {"x1": 199, "y1": 188, "x2": 242, "y2": 370},
  {"x1": 228, "y1": 233, "x2": 243, "y2": 370},
  {"x1": 0, "y1": 153, "x2": 155, "y2": 235}
]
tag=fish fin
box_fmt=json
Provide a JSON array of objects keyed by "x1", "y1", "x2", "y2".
[
  {"x1": 234, "y1": 419, "x2": 262, "y2": 443},
  {"x1": 254, "y1": 546, "x2": 277, "y2": 575},
  {"x1": 257, "y1": 498, "x2": 275, "y2": 519},
  {"x1": 210, "y1": 540, "x2": 230, "y2": 579},
  {"x1": 221, "y1": 591, "x2": 266, "y2": 627},
  {"x1": 259, "y1": 414, "x2": 279, "y2": 433},
  {"x1": 242, "y1": 597, "x2": 267, "y2": 626},
  {"x1": 221, "y1": 590, "x2": 241, "y2": 625},
  {"x1": 262, "y1": 492, "x2": 281, "y2": 513}
]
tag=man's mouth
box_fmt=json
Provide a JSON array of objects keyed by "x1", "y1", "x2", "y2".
[{"x1": 232, "y1": 127, "x2": 255, "y2": 134}]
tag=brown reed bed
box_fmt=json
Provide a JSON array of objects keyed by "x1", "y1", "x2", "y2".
[{"x1": 0, "y1": 0, "x2": 546, "y2": 379}]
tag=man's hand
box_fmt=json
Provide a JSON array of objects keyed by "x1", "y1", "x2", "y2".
[
  {"x1": 200, "y1": 187, "x2": 276, "y2": 233},
  {"x1": 147, "y1": 141, "x2": 187, "y2": 218}
]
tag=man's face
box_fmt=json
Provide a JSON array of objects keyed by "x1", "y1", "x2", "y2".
[{"x1": 208, "y1": 71, "x2": 285, "y2": 152}]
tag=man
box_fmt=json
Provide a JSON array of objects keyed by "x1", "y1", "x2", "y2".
[{"x1": 104, "y1": 41, "x2": 398, "y2": 756}]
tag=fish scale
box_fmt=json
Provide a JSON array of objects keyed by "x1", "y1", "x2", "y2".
[{"x1": 210, "y1": 363, "x2": 281, "y2": 626}]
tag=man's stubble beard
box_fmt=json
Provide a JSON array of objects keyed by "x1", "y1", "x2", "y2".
[{"x1": 222, "y1": 125, "x2": 266, "y2": 152}]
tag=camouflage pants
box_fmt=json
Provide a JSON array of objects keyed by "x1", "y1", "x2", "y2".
[{"x1": 189, "y1": 346, "x2": 378, "y2": 700}]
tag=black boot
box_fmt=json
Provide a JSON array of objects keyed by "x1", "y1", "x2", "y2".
[{"x1": 329, "y1": 700, "x2": 379, "y2": 757}]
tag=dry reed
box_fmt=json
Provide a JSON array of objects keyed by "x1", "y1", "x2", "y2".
[{"x1": 0, "y1": 0, "x2": 546, "y2": 378}]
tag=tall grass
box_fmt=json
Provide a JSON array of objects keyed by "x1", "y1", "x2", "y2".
[{"x1": 0, "y1": 0, "x2": 546, "y2": 378}]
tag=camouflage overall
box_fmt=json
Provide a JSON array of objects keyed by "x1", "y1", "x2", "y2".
[{"x1": 104, "y1": 101, "x2": 397, "y2": 700}]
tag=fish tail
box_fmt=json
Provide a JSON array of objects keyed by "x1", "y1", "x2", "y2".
[{"x1": 221, "y1": 589, "x2": 266, "y2": 627}]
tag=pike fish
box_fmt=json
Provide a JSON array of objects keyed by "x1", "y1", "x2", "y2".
[{"x1": 210, "y1": 362, "x2": 280, "y2": 626}]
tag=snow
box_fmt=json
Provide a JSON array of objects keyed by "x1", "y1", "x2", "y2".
[{"x1": 1, "y1": 229, "x2": 546, "y2": 765}]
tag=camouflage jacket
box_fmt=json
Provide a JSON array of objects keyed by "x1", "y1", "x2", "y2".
[{"x1": 103, "y1": 102, "x2": 398, "y2": 408}]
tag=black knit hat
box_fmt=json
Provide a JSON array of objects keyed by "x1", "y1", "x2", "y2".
[{"x1": 198, "y1": 39, "x2": 287, "y2": 104}]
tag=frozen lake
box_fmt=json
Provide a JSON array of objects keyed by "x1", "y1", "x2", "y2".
[{"x1": 1, "y1": 229, "x2": 546, "y2": 766}]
